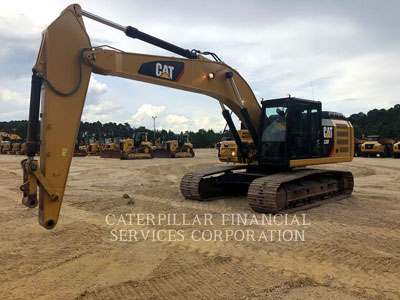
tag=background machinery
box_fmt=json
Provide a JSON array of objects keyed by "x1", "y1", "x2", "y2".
[
  {"x1": 361, "y1": 135, "x2": 394, "y2": 157},
  {"x1": 73, "y1": 142, "x2": 88, "y2": 157},
  {"x1": 100, "y1": 138, "x2": 120, "y2": 158},
  {"x1": 393, "y1": 141, "x2": 400, "y2": 158},
  {"x1": 353, "y1": 137, "x2": 365, "y2": 157},
  {"x1": 1, "y1": 137, "x2": 12, "y2": 154},
  {"x1": 87, "y1": 140, "x2": 102, "y2": 156},
  {"x1": 11, "y1": 139, "x2": 26, "y2": 155},
  {"x1": 1, "y1": 133, "x2": 23, "y2": 155},
  {"x1": 20, "y1": 5, "x2": 354, "y2": 229},
  {"x1": 121, "y1": 132, "x2": 154, "y2": 159},
  {"x1": 99, "y1": 132, "x2": 154, "y2": 159},
  {"x1": 153, "y1": 134, "x2": 195, "y2": 158}
]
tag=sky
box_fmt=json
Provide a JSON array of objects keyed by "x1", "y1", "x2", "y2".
[{"x1": 0, "y1": 0, "x2": 399, "y2": 132}]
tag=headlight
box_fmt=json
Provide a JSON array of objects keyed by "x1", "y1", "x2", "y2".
[{"x1": 232, "y1": 151, "x2": 236, "y2": 156}]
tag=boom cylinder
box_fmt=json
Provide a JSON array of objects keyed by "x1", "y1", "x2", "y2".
[
  {"x1": 125, "y1": 26, "x2": 197, "y2": 59},
  {"x1": 81, "y1": 9, "x2": 197, "y2": 59}
]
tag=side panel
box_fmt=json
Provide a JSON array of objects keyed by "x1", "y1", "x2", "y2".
[
  {"x1": 290, "y1": 120, "x2": 354, "y2": 168},
  {"x1": 331, "y1": 119, "x2": 354, "y2": 158}
]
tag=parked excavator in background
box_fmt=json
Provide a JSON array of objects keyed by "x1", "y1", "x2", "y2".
[
  {"x1": 153, "y1": 134, "x2": 195, "y2": 158},
  {"x1": 393, "y1": 141, "x2": 400, "y2": 158},
  {"x1": 361, "y1": 135, "x2": 394, "y2": 157},
  {"x1": 20, "y1": 5, "x2": 354, "y2": 229}
]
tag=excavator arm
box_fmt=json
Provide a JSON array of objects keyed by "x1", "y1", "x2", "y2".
[{"x1": 21, "y1": 4, "x2": 261, "y2": 229}]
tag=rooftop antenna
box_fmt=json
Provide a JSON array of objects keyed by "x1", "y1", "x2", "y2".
[{"x1": 311, "y1": 81, "x2": 315, "y2": 100}]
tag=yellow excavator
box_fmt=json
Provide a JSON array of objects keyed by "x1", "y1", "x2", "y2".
[
  {"x1": 153, "y1": 134, "x2": 195, "y2": 158},
  {"x1": 20, "y1": 5, "x2": 354, "y2": 229}
]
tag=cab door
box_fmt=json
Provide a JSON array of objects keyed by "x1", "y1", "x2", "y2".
[{"x1": 288, "y1": 102, "x2": 321, "y2": 160}]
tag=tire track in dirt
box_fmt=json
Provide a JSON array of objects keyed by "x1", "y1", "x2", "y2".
[
  {"x1": 0, "y1": 221, "x2": 107, "y2": 283},
  {"x1": 305, "y1": 219, "x2": 400, "y2": 243},
  {"x1": 296, "y1": 242, "x2": 400, "y2": 276},
  {"x1": 0, "y1": 209, "x2": 37, "y2": 223},
  {"x1": 75, "y1": 249, "x2": 367, "y2": 300},
  {"x1": 156, "y1": 241, "x2": 400, "y2": 300},
  {"x1": 75, "y1": 255, "x2": 286, "y2": 300}
]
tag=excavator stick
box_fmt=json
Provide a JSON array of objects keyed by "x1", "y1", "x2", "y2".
[{"x1": 21, "y1": 5, "x2": 92, "y2": 229}]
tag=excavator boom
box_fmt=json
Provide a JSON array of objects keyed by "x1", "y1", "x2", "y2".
[{"x1": 22, "y1": 4, "x2": 261, "y2": 229}]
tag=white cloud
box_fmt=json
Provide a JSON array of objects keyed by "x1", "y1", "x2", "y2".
[
  {"x1": 88, "y1": 76, "x2": 107, "y2": 94},
  {"x1": 193, "y1": 116, "x2": 226, "y2": 131},
  {"x1": 127, "y1": 104, "x2": 166, "y2": 127},
  {"x1": 161, "y1": 114, "x2": 191, "y2": 132},
  {"x1": 1, "y1": 88, "x2": 28, "y2": 106},
  {"x1": 126, "y1": 104, "x2": 227, "y2": 132},
  {"x1": 82, "y1": 100, "x2": 123, "y2": 122}
]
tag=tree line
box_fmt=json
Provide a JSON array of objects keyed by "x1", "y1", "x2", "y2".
[
  {"x1": 1, "y1": 103, "x2": 399, "y2": 147},
  {"x1": 348, "y1": 104, "x2": 400, "y2": 139}
]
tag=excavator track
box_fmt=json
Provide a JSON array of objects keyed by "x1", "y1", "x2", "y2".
[
  {"x1": 247, "y1": 169, "x2": 354, "y2": 213},
  {"x1": 180, "y1": 165, "x2": 246, "y2": 200},
  {"x1": 181, "y1": 167, "x2": 353, "y2": 213}
]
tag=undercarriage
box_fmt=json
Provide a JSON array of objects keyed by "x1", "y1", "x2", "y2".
[{"x1": 180, "y1": 165, "x2": 354, "y2": 213}]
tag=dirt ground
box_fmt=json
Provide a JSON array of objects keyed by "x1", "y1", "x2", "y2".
[{"x1": 0, "y1": 149, "x2": 399, "y2": 300}]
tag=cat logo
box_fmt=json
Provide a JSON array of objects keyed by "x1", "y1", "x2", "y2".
[
  {"x1": 323, "y1": 126, "x2": 333, "y2": 138},
  {"x1": 155, "y1": 63, "x2": 174, "y2": 80},
  {"x1": 138, "y1": 61, "x2": 184, "y2": 82}
]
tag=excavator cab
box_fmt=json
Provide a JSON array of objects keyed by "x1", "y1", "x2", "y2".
[
  {"x1": 259, "y1": 98, "x2": 322, "y2": 167},
  {"x1": 257, "y1": 97, "x2": 352, "y2": 169}
]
